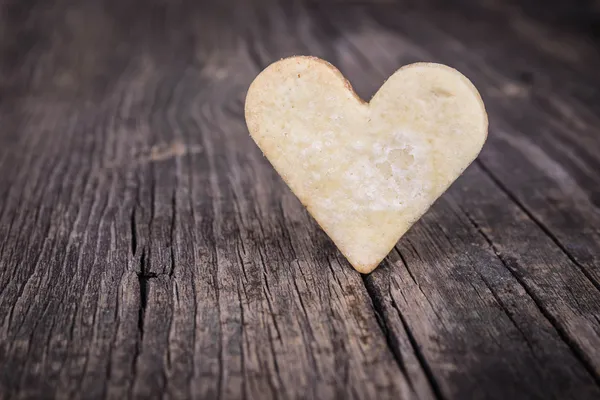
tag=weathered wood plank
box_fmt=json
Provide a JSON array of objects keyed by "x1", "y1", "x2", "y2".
[{"x1": 1, "y1": 0, "x2": 600, "y2": 399}]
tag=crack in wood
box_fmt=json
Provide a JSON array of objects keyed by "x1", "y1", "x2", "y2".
[
  {"x1": 235, "y1": 280, "x2": 248, "y2": 400},
  {"x1": 130, "y1": 208, "x2": 137, "y2": 256},
  {"x1": 258, "y1": 251, "x2": 282, "y2": 342},
  {"x1": 169, "y1": 189, "x2": 177, "y2": 278},
  {"x1": 362, "y1": 274, "x2": 443, "y2": 400},
  {"x1": 389, "y1": 293, "x2": 447, "y2": 400},
  {"x1": 137, "y1": 249, "x2": 149, "y2": 340},
  {"x1": 235, "y1": 243, "x2": 250, "y2": 283},
  {"x1": 394, "y1": 247, "x2": 447, "y2": 328},
  {"x1": 361, "y1": 276, "x2": 412, "y2": 392}
]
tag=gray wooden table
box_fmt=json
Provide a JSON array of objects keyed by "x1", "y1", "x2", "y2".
[{"x1": 1, "y1": 0, "x2": 600, "y2": 398}]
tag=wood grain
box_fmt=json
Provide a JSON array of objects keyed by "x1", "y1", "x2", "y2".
[{"x1": 1, "y1": 0, "x2": 599, "y2": 399}]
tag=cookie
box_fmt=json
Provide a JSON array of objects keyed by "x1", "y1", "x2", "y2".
[{"x1": 245, "y1": 56, "x2": 488, "y2": 273}]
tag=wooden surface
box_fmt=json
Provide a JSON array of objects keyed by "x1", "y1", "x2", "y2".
[{"x1": 1, "y1": 0, "x2": 600, "y2": 399}]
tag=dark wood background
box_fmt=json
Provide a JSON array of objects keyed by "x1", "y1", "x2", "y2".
[{"x1": 1, "y1": 0, "x2": 600, "y2": 399}]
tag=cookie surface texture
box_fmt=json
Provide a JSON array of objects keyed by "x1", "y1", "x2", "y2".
[{"x1": 245, "y1": 56, "x2": 488, "y2": 274}]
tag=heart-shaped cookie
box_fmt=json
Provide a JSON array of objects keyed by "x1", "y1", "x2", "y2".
[{"x1": 245, "y1": 56, "x2": 488, "y2": 273}]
